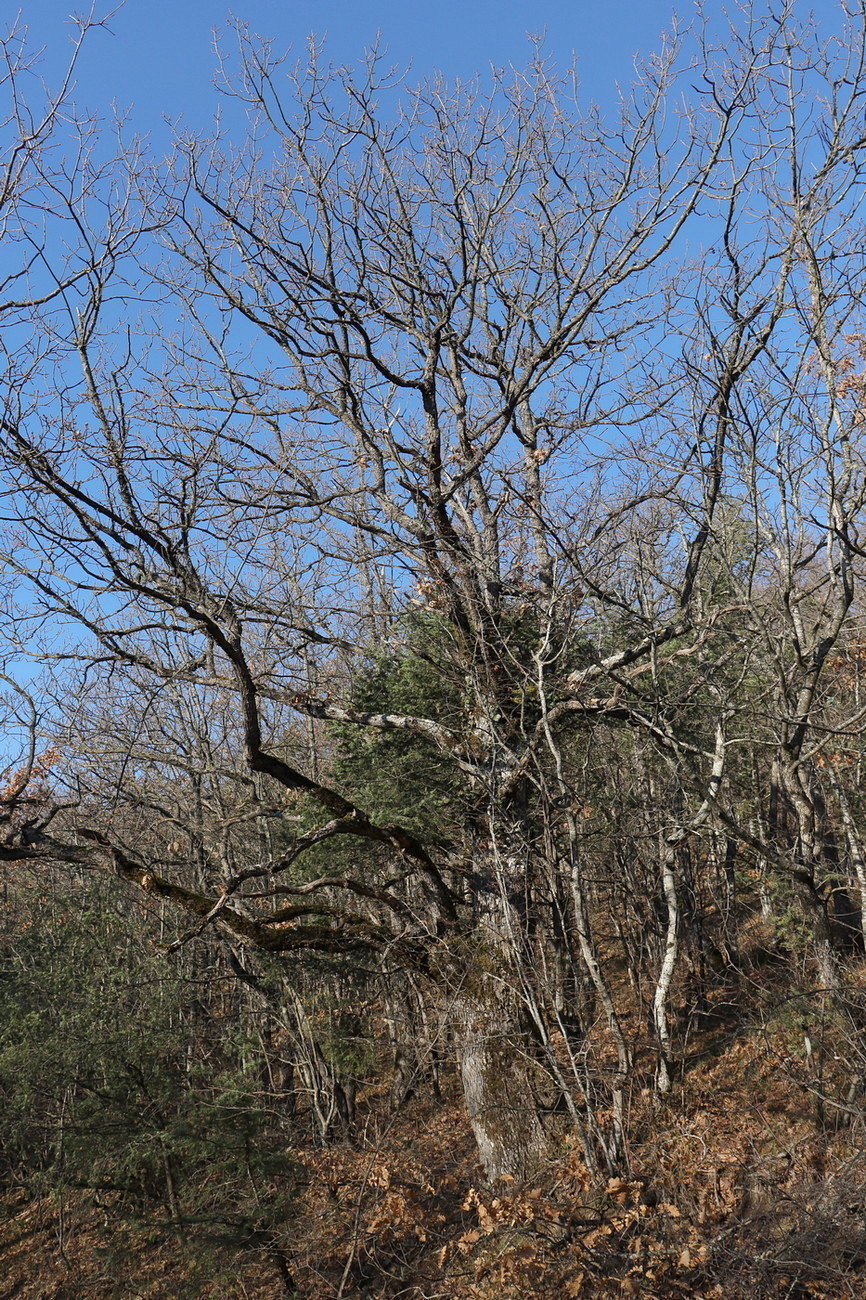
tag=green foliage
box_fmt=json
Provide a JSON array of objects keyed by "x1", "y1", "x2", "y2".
[
  {"x1": 330, "y1": 604, "x2": 596, "y2": 842},
  {"x1": 0, "y1": 879, "x2": 299, "y2": 1288},
  {"x1": 331, "y1": 610, "x2": 472, "y2": 843},
  {"x1": 760, "y1": 874, "x2": 816, "y2": 955}
]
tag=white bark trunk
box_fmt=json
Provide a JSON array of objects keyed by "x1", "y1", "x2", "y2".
[
  {"x1": 652, "y1": 840, "x2": 680, "y2": 1094},
  {"x1": 569, "y1": 828, "x2": 630, "y2": 1155}
]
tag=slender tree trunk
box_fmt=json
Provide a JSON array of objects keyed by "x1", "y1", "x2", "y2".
[
  {"x1": 568, "y1": 829, "x2": 630, "y2": 1159},
  {"x1": 827, "y1": 764, "x2": 866, "y2": 949},
  {"x1": 653, "y1": 838, "x2": 680, "y2": 1094},
  {"x1": 652, "y1": 731, "x2": 726, "y2": 1091}
]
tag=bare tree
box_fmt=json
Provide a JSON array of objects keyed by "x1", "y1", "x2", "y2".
[{"x1": 5, "y1": 3, "x2": 866, "y2": 1181}]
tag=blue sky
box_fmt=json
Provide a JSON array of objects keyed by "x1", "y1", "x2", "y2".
[{"x1": 22, "y1": 0, "x2": 688, "y2": 140}]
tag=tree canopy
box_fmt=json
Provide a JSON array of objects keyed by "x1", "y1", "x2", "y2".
[{"x1": 5, "y1": 5, "x2": 866, "y2": 1293}]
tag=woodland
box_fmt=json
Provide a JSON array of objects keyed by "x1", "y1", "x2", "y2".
[{"x1": 5, "y1": 3, "x2": 866, "y2": 1296}]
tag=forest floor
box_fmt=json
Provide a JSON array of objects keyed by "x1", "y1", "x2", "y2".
[{"x1": 4, "y1": 944, "x2": 866, "y2": 1298}]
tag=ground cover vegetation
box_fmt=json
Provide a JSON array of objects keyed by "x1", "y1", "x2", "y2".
[{"x1": 4, "y1": 2, "x2": 866, "y2": 1294}]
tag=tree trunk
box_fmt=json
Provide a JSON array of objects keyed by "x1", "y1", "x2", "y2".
[
  {"x1": 653, "y1": 839, "x2": 680, "y2": 1094},
  {"x1": 791, "y1": 869, "x2": 842, "y2": 995},
  {"x1": 779, "y1": 760, "x2": 843, "y2": 994},
  {"x1": 826, "y1": 764, "x2": 866, "y2": 950},
  {"x1": 569, "y1": 837, "x2": 630, "y2": 1159},
  {"x1": 454, "y1": 826, "x2": 548, "y2": 1182},
  {"x1": 455, "y1": 978, "x2": 546, "y2": 1183}
]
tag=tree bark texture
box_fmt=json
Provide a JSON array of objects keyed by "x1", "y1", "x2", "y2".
[{"x1": 455, "y1": 980, "x2": 546, "y2": 1183}]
